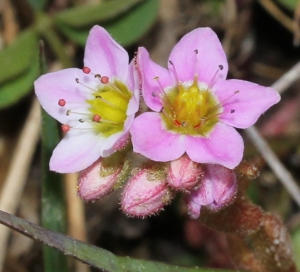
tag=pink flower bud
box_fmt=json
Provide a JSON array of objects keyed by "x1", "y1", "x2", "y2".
[
  {"x1": 206, "y1": 164, "x2": 237, "y2": 211},
  {"x1": 78, "y1": 158, "x2": 122, "y2": 201},
  {"x1": 167, "y1": 155, "x2": 204, "y2": 191},
  {"x1": 186, "y1": 164, "x2": 237, "y2": 219},
  {"x1": 121, "y1": 167, "x2": 172, "y2": 217}
]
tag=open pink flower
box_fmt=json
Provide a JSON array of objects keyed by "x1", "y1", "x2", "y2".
[
  {"x1": 186, "y1": 164, "x2": 237, "y2": 219},
  {"x1": 35, "y1": 26, "x2": 139, "y2": 173},
  {"x1": 130, "y1": 28, "x2": 280, "y2": 169}
]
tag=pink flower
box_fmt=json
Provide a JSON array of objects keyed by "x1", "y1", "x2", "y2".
[
  {"x1": 35, "y1": 26, "x2": 139, "y2": 173},
  {"x1": 186, "y1": 164, "x2": 237, "y2": 219},
  {"x1": 130, "y1": 27, "x2": 280, "y2": 169},
  {"x1": 121, "y1": 166, "x2": 173, "y2": 217}
]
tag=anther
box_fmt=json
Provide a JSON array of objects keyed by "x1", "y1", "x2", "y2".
[
  {"x1": 168, "y1": 60, "x2": 180, "y2": 84},
  {"x1": 95, "y1": 74, "x2": 101, "y2": 79},
  {"x1": 83, "y1": 67, "x2": 91, "y2": 74},
  {"x1": 230, "y1": 109, "x2": 235, "y2": 113},
  {"x1": 152, "y1": 92, "x2": 157, "y2": 97},
  {"x1": 58, "y1": 99, "x2": 66, "y2": 107},
  {"x1": 79, "y1": 119, "x2": 84, "y2": 123},
  {"x1": 194, "y1": 49, "x2": 198, "y2": 54},
  {"x1": 62, "y1": 124, "x2": 70, "y2": 132},
  {"x1": 66, "y1": 110, "x2": 71, "y2": 116},
  {"x1": 174, "y1": 120, "x2": 181, "y2": 127},
  {"x1": 208, "y1": 65, "x2": 224, "y2": 88},
  {"x1": 101, "y1": 76, "x2": 109, "y2": 84},
  {"x1": 93, "y1": 114, "x2": 101, "y2": 122},
  {"x1": 75, "y1": 78, "x2": 79, "y2": 83}
]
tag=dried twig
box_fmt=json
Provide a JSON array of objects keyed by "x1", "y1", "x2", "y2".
[
  {"x1": 258, "y1": 0, "x2": 294, "y2": 32},
  {"x1": 246, "y1": 61, "x2": 300, "y2": 207},
  {"x1": 0, "y1": 99, "x2": 41, "y2": 272},
  {"x1": 65, "y1": 173, "x2": 90, "y2": 272}
]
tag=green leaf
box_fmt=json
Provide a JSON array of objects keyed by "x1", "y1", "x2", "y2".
[
  {"x1": 0, "y1": 31, "x2": 39, "y2": 109},
  {"x1": 0, "y1": 30, "x2": 38, "y2": 85},
  {"x1": 0, "y1": 56, "x2": 39, "y2": 108},
  {"x1": 0, "y1": 210, "x2": 240, "y2": 272},
  {"x1": 55, "y1": 0, "x2": 143, "y2": 28},
  {"x1": 277, "y1": 0, "x2": 298, "y2": 11},
  {"x1": 26, "y1": 0, "x2": 48, "y2": 11},
  {"x1": 55, "y1": 0, "x2": 159, "y2": 47},
  {"x1": 292, "y1": 227, "x2": 300, "y2": 270},
  {"x1": 39, "y1": 42, "x2": 68, "y2": 272}
]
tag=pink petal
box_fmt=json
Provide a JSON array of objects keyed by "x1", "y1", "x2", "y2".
[
  {"x1": 185, "y1": 123, "x2": 244, "y2": 169},
  {"x1": 137, "y1": 47, "x2": 173, "y2": 111},
  {"x1": 34, "y1": 68, "x2": 89, "y2": 124},
  {"x1": 100, "y1": 118, "x2": 132, "y2": 157},
  {"x1": 130, "y1": 112, "x2": 185, "y2": 162},
  {"x1": 214, "y1": 79, "x2": 281, "y2": 129},
  {"x1": 126, "y1": 60, "x2": 139, "y2": 116},
  {"x1": 84, "y1": 26, "x2": 129, "y2": 81},
  {"x1": 206, "y1": 164, "x2": 237, "y2": 206},
  {"x1": 168, "y1": 28, "x2": 228, "y2": 84},
  {"x1": 50, "y1": 130, "x2": 102, "y2": 173},
  {"x1": 186, "y1": 171, "x2": 214, "y2": 219}
]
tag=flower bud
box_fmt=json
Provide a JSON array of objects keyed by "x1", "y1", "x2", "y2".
[
  {"x1": 206, "y1": 164, "x2": 237, "y2": 211},
  {"x1": 78, "y1": 157, "x2": 123, "y2": 201},
  {"x1": 121, "y1": 166, "x2": 172, "y2": 217},
  {"x1": 186, "y1": 164, "x2": 237, "y2": 219},
  {"x1": 167, "y1": 155, "x2": 204, "y2": 191}
]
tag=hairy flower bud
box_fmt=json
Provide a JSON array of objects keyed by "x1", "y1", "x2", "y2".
[
  {"x1": 78, "y1": 157, "x2": 123, "y2": 201},
  {"x1": 121, "y1": 166, "x2": 172, "y2": 217},
  {"x1": 167, "y1": 155, "x2": 204, "y2": 191},
  {"x1": 187, "y1": 164, "x2": 237, "y2": 219}
]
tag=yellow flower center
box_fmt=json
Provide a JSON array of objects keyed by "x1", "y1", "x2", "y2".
[
  {"x1": 86, "y1": 80, "x2": 132, "y2": 137},
  {"x1": 161, "y1": 75, "x2": 221, "y2": 136}
]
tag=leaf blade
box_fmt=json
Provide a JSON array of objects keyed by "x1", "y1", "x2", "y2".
[{"x1": 0, "y1": 210, "x2": 240, "y2": 272}]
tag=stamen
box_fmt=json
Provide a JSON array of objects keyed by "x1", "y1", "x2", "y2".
[
  {"x1": 153, "y1": 77, "x2": 175, "y2": 114},
  {"x1": 62, "y1": 124, "x2": 70, "y2": 132},
  {"x1": 95, "y1": 96, "x2": 124, "y2": 111},
  {"x1": 207, "y1": 90, "x2": 239, "y2": 114},
  {"x1": 101, "y1": 76, "x2": 109, "y2": 84},
  {"x1": 220, "y1": 90, "x2": 239, "y2": 106},
  {"x1": 208, "y1": 64, "x2": 224, "y2": 88},
  {"x1": 231, "y1": 109, "x2": 235, "y2": 113},
  {"x1": 58, "y1": 99, "x2": 66, "y2": 107},
  {"x1": 66, "y1": 110, "x2": 89, "y2": 117},
  {"x1": 75, "y1": 78, "x2": 97, "y2": 93},
  {"x1": 93, "y1": 114, "x2": 101, "y2": 122},
  {"x1": 83, "y1": 67, "x2": 91, "y2": 74},
  {"x1": 174, "y1": 119, "x2": 181, "y2": 127},
  {"x1": 193, "y1": 49, "x2": 199, "y2": 78},
  {"x1": 169, "y1": 60, "x2": 180, "y2": 84}
]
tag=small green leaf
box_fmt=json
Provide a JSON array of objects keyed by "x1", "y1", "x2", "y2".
[
  {"x1": 0, "y1": 47, "x2": 39, "y2": 109},
  {"x1": 292, "y1": 227, "x2": 300, "y2": 270},
  {"x1": 26, "y1": 0, "x2": 48, "y2": 11},
  {"x1": 0, "y1": 30, "x2": 38, "y2": 85},
  {"x1": 55, "y1": 0, "x2": 143, "y2": 28},
  {"x1": 0, "y1": 210, "x2": 240, "y2": 272},
  {"x1": 55, "y1": 0, "x2": 159, "y2": 47},
  {"x1": 277, "y1": 0, "x2": 298, "y2": 11}
]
